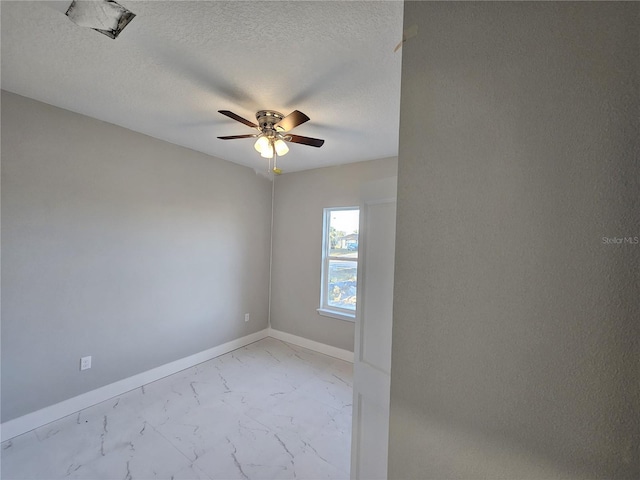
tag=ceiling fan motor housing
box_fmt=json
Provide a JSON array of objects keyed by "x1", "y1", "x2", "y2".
[{"x1": 256, "y1": 110, "x2": 285, "y2": 134}]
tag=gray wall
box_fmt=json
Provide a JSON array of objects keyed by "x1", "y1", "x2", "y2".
[
  {"x1": 270, "y1": 158, "x2": 397, "y2": 351},
  {"x1": 1, "y1": 91, "x2": 272, "y2": 422},
  {"x1": 389, "y1": 2, "x2": 639, "y2": 479}
]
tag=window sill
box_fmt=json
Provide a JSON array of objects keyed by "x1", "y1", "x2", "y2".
[{"x1": 317, "y1": 308, "x2": 356, "y2": 323}]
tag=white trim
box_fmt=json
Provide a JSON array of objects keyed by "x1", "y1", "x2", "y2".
[
  {"x1": 268, "y1": 328, "x2": 354, "y2": 363},
  {"x1": 267, "y1": 176, "x2": 275, "y2": 329},
  {"x1": 1, "y1": 328, "x2": 352, "y2": 442},
  {"x1": 316, "y1": 307, "x2": 356, "y2": 323},
  {"x1": 1, "y1": 329, "x2": 269, "y2": 442}
]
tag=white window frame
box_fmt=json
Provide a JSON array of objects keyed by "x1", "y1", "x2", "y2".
[{"x1": 317, "y1": 206, "x2": 359, "y2": 322}]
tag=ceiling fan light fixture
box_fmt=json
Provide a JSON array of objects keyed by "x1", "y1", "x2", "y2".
[
  {"x1": 260, "y1": 142, "x2": 274, "y2": 159},
  {"x1": 274, "y1": 138, "x2": 289, "y2": 156},
  {"x1": 254, "y1": 135, "x2": 270, "y2": 154},
  {"x1": 217, "y1": 109, "x2": 324, "y2": 166}
]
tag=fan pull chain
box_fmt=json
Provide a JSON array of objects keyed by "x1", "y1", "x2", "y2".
[
  {"x1": 274, "y1": 146, "x2": 278, "y2": 173},
  {"x1": 272, "y1": 138, "x2": 282, "y2": 175},
  {"x1": 265, "y1": 137, "x2": 272, "y2": 176}
]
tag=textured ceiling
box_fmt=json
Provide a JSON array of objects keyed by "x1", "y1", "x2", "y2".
[{"x1": 1, "y1": 1, "x2": 403, "y2": 173}]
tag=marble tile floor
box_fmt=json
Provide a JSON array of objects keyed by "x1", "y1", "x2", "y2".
[{"x1": 1, "y1": 337, "x2": 353, "y2": 480}]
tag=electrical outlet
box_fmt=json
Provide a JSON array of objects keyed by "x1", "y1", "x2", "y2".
[
  {"x1": 80, "y1": 356, "x2": 92, "y2": 371},
  {"x1": 244, "y1": 313, "x2": 250, "y2": 322}
]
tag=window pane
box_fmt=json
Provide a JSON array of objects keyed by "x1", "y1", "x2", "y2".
[
  {"x1": 327, "y1": 259, "x2": 357, "y2": 310},
  {"x1": 328, "y1": 209, "x2": 359, "y2": 258}
]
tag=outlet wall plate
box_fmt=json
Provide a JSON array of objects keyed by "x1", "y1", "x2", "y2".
[
  {"x1": 80, "y1": 356, "x2": 92, "y2": 371},
  {"x1": 244, "y1": 313, "x2": 250, "y2": 322}
]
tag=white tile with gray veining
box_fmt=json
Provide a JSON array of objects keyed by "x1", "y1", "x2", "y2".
[{"x1": 1, "y1": 337, "x2": 353, "y2": 480}]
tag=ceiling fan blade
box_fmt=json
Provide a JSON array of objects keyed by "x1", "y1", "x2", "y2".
[
  {"x1": 275, "y1": 110, "x2": 310, "y2": 132},
  {"x1": 286, "y1": 134, "x2": 325, "y2": 148},
  {"x1": 218, "y1": 110, "x2": 258, "y2": 129},
  {"x1": 217, "y1": 134, "x2": 258, "y2": 140}
]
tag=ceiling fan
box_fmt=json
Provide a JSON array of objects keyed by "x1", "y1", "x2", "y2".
[{"x1": 217, "y1": 110, "x2": 325, "y2": 171}]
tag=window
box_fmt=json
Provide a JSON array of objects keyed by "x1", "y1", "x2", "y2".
[{"x1": 318, "y1": 207, "x2": 360, "y2": 321}]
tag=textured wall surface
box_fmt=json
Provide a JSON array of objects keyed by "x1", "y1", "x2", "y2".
[
  {"x1": 270, "y1": 158, "x2": 398, "y2": 351},
  {"x1": 389, "y1": 2, "x2": 639, "y2": 479},
  {"x1": 1, "y1": 91, "x2": 272, "y2": 422}
]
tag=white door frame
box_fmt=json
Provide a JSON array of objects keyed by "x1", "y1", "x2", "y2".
[{"x1": 351, "y1": 177, "x2": 397, "y2": 480}]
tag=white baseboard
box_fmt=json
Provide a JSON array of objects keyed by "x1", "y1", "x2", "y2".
[
  {"x1": 1, "y1": 329, "x2": 269, "y2": 442},
  {"x1": 1, "y1": 328, "x2": 352, "y2": 442},
  {"x1": 268, "y1": 328, "x2": 354, "y2": 363}
]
